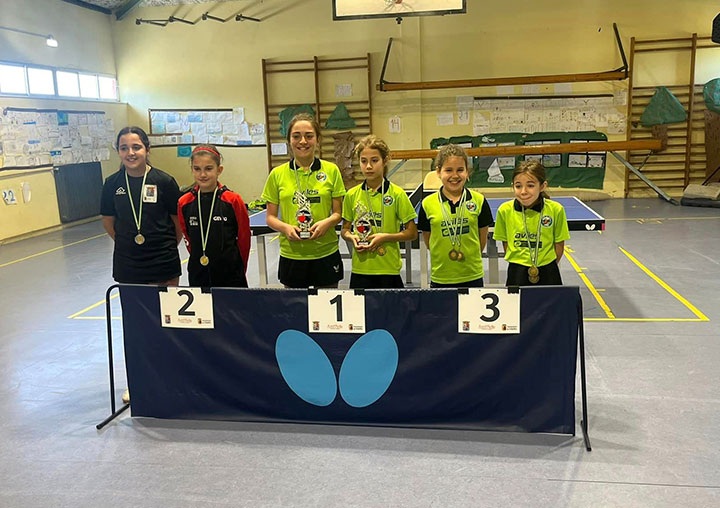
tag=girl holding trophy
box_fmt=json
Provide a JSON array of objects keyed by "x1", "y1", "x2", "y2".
[
  {"x1": 261, "y1": 114, "x2": 346, "y2": 288},
  {"x1": 341, "y1": 135, "x2": 417, "y2": 289}
]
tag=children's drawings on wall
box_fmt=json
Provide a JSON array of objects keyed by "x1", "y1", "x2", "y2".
[
  {"x1": 472, "y1": 96, "x2": 626, "y2": 137},
  {"x1": 148, "y1": 108, "x2": 265, "y2": 147},
  {"x1": 0, "y1": 108, "x2": 113, "y2": 169}
]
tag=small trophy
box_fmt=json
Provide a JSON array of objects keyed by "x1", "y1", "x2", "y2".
[
  {"x1": 295, "y1": 191, "x2": 313, "y2": 239},
  {"x1": 354, "y1": 203, "x2": 372, "y2": 246}
]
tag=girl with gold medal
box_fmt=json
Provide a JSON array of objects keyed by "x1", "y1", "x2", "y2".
[
  {"x1": 493, "y1": 161, "x2": 570, "y2": 286},
  {"x1": 341, "y1": 135, "x2": 417, "y2": 289},
  {"x1": 418, "y1": 145, "x2": 493, "y2": 288},
  {"x1": 178, "y1": 144, "x2": 251, "y2": 288}
]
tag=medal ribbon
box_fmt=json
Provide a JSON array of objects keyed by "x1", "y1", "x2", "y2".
[
  {"x1": 364, "y1": 182, "x2": 385, "y2": 235},
  {"x1": 521, "y1": 202, "x2": 545, "y2": 268},
  {"x1": 438, "y1": 189, "x2": 467, "y2": 249},
  {"x1": 124, "y1": 166, "x2": 149, "y2": 236},
  {"x1": 198, "y1": 186, "x2": 218, "y2": 259}
]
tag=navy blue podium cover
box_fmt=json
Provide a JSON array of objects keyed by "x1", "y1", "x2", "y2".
[{"x1": 119, "y1": 286, "x2": 580, "y2": 434}]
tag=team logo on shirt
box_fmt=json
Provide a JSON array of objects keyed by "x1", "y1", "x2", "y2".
[
  {"x1": 316, "y1": 172, "x2": 327, "y2": 182},
  {"x1": 115, "y1": 187, "x2": 127, "y2": 195},
  {"x1": 465, "y1": 201, "x2": 477, "y2": 212},
  {"x1": 383, "y1": 195, "x2": 394, "y2": 206},
  {"x1": 541, "y1": 215, "x2": 553, "y2": 227}
]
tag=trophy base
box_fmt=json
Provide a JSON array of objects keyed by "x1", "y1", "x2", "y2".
[
  {"x1": 358, "y1": 240, "x2": 370, "y2": 246},
  {"x1": 299, "y1": 231, "x2": 312, "y2": 239}
]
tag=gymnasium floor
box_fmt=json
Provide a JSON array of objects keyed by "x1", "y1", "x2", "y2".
[{"x1": 0, "y1": 198, "x2": 719, "y2": 507}]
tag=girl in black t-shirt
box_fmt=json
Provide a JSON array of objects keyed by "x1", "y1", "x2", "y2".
[{"x1": 100, "y1": 126, "x2": 182, "y2": 285}]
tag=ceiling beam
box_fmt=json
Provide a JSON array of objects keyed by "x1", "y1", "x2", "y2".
[
  {"x1": 61, "y1": 0, "x2": 112, "y2": 15},
  {"x1": 115, "y1": 0, "x2": 142, "y2": 20}
]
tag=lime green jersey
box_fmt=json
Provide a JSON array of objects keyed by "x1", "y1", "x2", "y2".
[
  {"x1": 493, "y1": 198, "x2": 570, "y2": 266},
  {"x1": 261, "y1": 158, "x2": 346, "y2": 260},
  {"x1": 342, "y1": 180, "x2": 417, "y2": 275},
  {"x1": 419, "y1": 188, "x2": 493, "y2": 284}
]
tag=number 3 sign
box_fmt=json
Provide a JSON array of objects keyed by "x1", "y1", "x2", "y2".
[
  {"x1": 457, "y1": 288, "x2": 520, "y2": 334},
  {"x1": 159, "y1": 288, "x2": 214, "y2": 329}
]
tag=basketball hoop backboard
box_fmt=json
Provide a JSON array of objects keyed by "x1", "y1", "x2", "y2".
[{"x1": 332, "y1": 0, "x2": 466, "y2": 21}]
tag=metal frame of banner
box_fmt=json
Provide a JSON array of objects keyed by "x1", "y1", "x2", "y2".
[
  {"x1": 96, "y1": 285, "x2": 592, "y2": 450},
  {"x1": 96, "y1": 284, "x2": 129, "y2": 430},
  {"x1": 578, "y1": 296, "x2": 592, "y2": 451}
]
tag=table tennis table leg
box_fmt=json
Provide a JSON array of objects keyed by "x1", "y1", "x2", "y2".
[
  {"x1": 405, "y1": 241, "x2": 413, "y2": 285},
  {"x1": 256, "y1": 236, "x2": 268, "y2": 287},
  {"x1": 487, "y1": 235, "x2": 499, "y2": 285},
  {"x1": 420, "y1": 240, "x2": 429, "y2": 288}
]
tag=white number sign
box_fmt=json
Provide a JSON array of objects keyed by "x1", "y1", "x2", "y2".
[
  {"x1": 307, "y1": 289, "x2": 366, "y2": 333},
  {"x1": 159, "y1": 288, "x2": 214, "y2": 329},
  {"x1": 458, "y1": 288, "x2": 520, "y2": 334}
]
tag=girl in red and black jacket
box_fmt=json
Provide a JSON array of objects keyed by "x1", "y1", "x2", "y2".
[{"x1": 178, "y1": 145, "x2": 251, "y2": 287}]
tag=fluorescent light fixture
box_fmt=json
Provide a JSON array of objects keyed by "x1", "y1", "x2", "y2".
[{"x1": 0, "y1": 25, "x2": 58, "y2": 48}]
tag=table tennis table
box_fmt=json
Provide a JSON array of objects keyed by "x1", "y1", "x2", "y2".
[{"x1": 249, "y1": 186, "x2": 605, "y2": 286}]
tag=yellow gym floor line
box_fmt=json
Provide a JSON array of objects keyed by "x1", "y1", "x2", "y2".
[
  {"x1": 618, "y1": 246, "x2": 709, "y2": 321},
  {"x1": 605, "y1": 216, "x2": 720, "y2": 222},
  {"x1": 564, "y1": 247, "x2": 616, "y2": 319},
  {"x1": 68, "y1": 258, "x2": 195, "y2": 319},
  {"x1": 0, "y1": 233, "x2": 106, "y2": 269}
]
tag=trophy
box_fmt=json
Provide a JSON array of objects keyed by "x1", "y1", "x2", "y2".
[
  {"x1": 354, "y1": 202, "x2": 372, "y2": 246},
  {"x1": 295, "y1": 191, "x2": 313, "y2": 239}
]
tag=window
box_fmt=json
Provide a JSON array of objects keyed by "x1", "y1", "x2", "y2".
[
  {"x1": 98, "y1": 75, "x2": 117, "y2": 100},
  {"x1": 0, "y1": 63, "x2": 27, "y2": 94},
  {"x1": 0, "y1": 61, "x2": 118, "y2": 101},
  {"x1": 27, "y1": 67, "x2": 55, "y2": 95},
  {"x1": 56, "y1": 71, "x2": 80, "y2": 97},
  {"x1": 79, "y1": 73, "x2": 99, "y2": 99}
]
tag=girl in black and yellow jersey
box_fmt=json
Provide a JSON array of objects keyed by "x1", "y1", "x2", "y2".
[
  {"x1": 493, "y1": 160, "x2": 570, "y2": 286},
  {"x1": 418, "y1": 144, "x2": 493, "y2": 288},
  {"x1": 341, "y1": 135, "x2": 417, "y2": 289}
]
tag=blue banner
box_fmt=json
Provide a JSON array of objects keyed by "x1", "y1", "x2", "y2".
[{"x1": 120, "y1": 286, "x2": 580, "y2": 434}]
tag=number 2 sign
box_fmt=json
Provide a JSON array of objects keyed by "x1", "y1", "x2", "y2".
[
  {"x1": 159, "y1": 288, "x2": 214, "y2": 329},
  {"x1": 457, "y1": 288, "x2": 520, "y2": 334}
]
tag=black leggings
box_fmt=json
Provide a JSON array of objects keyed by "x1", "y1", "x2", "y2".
[{"x1": 506, "y1": 262, "x2": 562, "y2": 286}]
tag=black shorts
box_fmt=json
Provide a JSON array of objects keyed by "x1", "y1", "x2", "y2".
[
  {"x1": 430, "y1": 277, "x2": 484, "y2": 289},
  {"x1": 278, "y1": 251, "x2": 344, "y2": 288},
  {"x1": 349, "y1": 273, "x2": 404, "y2": 289},
  {"x1": 506, "y1": 261, "x2": 563, "y2": 286}
]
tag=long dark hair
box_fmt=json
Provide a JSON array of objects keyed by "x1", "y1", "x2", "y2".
[{"x1": 115, "y1": 126, "x2": 151, "y2": 169}]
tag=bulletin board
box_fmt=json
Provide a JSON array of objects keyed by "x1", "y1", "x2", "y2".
[
  {"x1": 147, "y1": 108, "x2": 266, "y2": 149},
  {"x1": 0, "y1": 107, "x2": 114, "y2": 171},
  {"x1": 431, "y1": 130, "x2": 608, "y2": 189}
]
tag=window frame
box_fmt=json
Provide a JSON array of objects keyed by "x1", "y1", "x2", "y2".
[{"x1": 0, "y1": 60, "x2": 119, "y2": 102}]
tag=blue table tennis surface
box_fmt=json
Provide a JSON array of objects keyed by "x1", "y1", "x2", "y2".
[{"x1": 250, "y1": 196, "x2": 605, "y2": 234}]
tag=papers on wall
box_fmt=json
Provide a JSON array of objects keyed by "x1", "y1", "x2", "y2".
[
  {"x1": 437, "y1": 112, "x2": 454, "y2": 126},
  {"x1": 389, "y1": 115, "x2": 402, "y2": 133},
  {"x1": 149, "y1": 109, "x2": 265, "y2": 147},
  {"x1": 471, "y1": 95, "x2": 627, "y2": 136},
  {"x1": 0, "y1": 108, "x2": 113, "y2": 169},
  {"x1": 271, "y1": 142, "x2": 288, "y2": 156}
]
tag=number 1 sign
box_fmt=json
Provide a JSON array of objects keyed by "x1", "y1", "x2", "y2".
[
  {"x1": 458, "y1": 288, "x2": 520, "y2": 334},
  {"x1": 307, "y1": 290, "x2": 366, "y2": 333}
]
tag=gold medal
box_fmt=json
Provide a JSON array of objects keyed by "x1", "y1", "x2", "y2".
[
  {"x1": 456, "y1": 250, "x2": 465, "y2": 261},
  {"x1": 377, "y1": 246, "x2": 386, "y2": 256},
  {"x1": 200, "y1": 255, "x2": 210, "y2": 266},
  {"x1": 134, "y1": 233, "x2": 145, "y2": 245},
  {"x1": 529, "y1": 274, "x2": 540, "y2": 284},
  {"x1": 449, "y1": 249, "x2": 459, "y2": 261},
  {"x1": 528, "y1": 266, "x2": 539, "y2": 278}
]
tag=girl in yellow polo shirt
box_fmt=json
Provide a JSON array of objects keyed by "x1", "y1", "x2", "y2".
[
  {"x1": 341, "y1": 135, "x2": 418, "y2": 289},
  {"x1": 261, "y1": 114, "x2": 346, "y2": 288},
  {"x1": 493, "y1": 160, "x2": 570, "y2": 286},
  {"x1": 418, "y1": 144, "x2": 493, "y2": 287}
]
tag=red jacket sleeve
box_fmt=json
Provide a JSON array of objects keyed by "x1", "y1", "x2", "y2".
[
  {"x1": 228, "y1": 192, "x2": 251, "y2": 273},
  {"x1": 177, "y1": 191, "x2": 194, "y2": 255}
]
